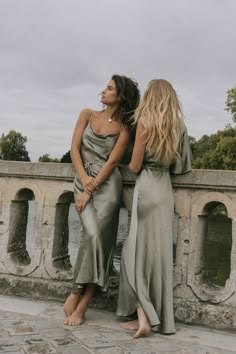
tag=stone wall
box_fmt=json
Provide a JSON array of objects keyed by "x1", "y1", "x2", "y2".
[{"x1": 0, "y1": 161, "x2": 236, "y2": 331}]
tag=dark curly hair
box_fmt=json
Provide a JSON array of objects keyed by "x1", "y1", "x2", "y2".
[{"x1": 111, "y1": 74, "x2": 140, "y2": 132}]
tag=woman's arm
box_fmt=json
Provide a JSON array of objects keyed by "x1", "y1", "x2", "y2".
[
  {"x1": 75, "y1": 127, "x2": 130, "y2": 214},
  {"x1": 129, "y1": 122, "x2": 146, "y2": 173},
  {"x1": 94, "y1": 128, "x2": 130, "y2": 187},
  {"x1": 70, "y1": 108, "x2": 97, "y2": 193}
]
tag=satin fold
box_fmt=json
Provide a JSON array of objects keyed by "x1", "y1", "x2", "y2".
[
  {"x1": 117, "y1": 121, "x2": 192, "y2": 334},
  {"x1": 72, "y1": 121, "x2": 121, "y2": 292}
]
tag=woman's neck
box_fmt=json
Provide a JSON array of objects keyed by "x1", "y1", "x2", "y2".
[{"x1": 105, "y1": 105, "x2": 118, "y2": 118}]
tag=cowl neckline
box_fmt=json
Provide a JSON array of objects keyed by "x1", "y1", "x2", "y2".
[{"x1": 88, "y1": 121, "x2": 120, "y2": 138}]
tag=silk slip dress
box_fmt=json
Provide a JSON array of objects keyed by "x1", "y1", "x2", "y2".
[
  {"x1": 117, "y1": 122, "x2": 192, "y2": 334},
  {"x1": 72, "y1": 120, "x2": 121, "y2": 292}
]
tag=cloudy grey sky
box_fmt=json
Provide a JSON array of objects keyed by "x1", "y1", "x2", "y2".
[{"x1": 0, "y1": 0, "x2": 235, "y2": 161}]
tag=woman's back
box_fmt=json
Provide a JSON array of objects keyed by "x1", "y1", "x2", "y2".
[{"x1": 143, "y1": 120, "x2": 191, "y2": 174}]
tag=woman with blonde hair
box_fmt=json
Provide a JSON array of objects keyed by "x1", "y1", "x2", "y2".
[{"x1": 117, "y1": 79, "x2": 192, "y2": 338}]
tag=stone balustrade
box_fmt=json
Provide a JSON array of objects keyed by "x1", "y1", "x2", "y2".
[{"x1": 0, "y1": 161, "x2": 235, "y2": 330}]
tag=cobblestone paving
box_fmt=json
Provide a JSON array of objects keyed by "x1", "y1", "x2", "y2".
[{"x1": 0, "y1": 295, "x2": 236, "y2": 354}]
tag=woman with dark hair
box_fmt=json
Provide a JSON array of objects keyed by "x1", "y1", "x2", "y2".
[{"x1": 64, "y1": 75, "x2": 140, "y2": 326}]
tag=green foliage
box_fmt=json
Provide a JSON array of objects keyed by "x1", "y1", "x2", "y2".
[
  {"x1": 38, "y1": 154, "x2": 59, "y2": 162},
  {"x1": 0, "y1": 130, "x2": 30, "y2": 161},
  {"x1": 225, "y1": 87, "x2": 236, "y2": 123},
  {"x1": 192, "y1": 125, "x2": 236, "y2": 170},
  {"x1": 60, "y1": 150, "x2": 72, "y2": 163}
]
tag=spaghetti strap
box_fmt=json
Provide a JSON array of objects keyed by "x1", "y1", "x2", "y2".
[
  {"x1": 88, "y1": 109, "x2": 94, "y2": 122},
  {"x1": 88, "y1": 110, "x2": 102, "y2": 124}
]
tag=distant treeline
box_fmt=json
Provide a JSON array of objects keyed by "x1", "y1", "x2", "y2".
[{"x1": 1, "y1": 87, "x2": 235, "y2": 169}]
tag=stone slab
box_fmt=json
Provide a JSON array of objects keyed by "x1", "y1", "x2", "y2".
[{"x1": 0, "y1": 295, "x2": 236, "y2": 354}]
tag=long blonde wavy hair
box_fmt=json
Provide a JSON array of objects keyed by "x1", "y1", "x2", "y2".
[{"x1": 134, "y1": 79, "x2": 183, "y2": 164}]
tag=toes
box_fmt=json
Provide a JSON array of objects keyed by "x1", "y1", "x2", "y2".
[
  {"x1": 64, "y1": 316, "x2": 75, "y2": 325},
  {"x1": 133, "y1": 330, "x2": 143, "y2": 339},
  {"x1": 133, "y1": 331, "x2": 139, "y2": 339},
  {"x1": 64, "y1": 314, "x2": 84, "y2": 327},
  {"x1": 133, "y1": 327, "x2": 151, "y2": 339}
]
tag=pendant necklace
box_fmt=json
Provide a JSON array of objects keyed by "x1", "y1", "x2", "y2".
[{"x1": 105, "y1": 110, "x2": 113, "y2": 123}]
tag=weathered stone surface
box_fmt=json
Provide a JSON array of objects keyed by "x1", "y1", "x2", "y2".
[
  {"x1": 96, "y1": 347, "x2": 125, "y2": 354},
  {"x1": 22, "y1": 342, "x2": 57, "y2": 354},
  {"x1": 73, "y1": 326, "x2": 132, "y2": 348},
  {"x1": 1, "y1": 161, "x2": 236, "y2": 330},
  {"x1": 50, "y1": 336, "x2": 78, "y2": 347},
  {"x1": 39, "y1": 328, "x2": 72, "y2": 338},
  {"x1": 2, "y1": 320, "x2": 34, "y2": 336},
  {"x1": 62, "y1": 346, "x2": 93, "y2": 354},
  {"x1": 0, "y1": 342, "x2": 21, "y2": 353},
  {"x1": 0, "y1": 295, "x2": 236, "y2": 353},
  {"x1": 174, "y1": 298, "x2": 236, "y2": 331}
]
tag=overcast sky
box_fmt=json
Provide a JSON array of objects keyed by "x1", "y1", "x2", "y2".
[{"x1": 0, "y1": 0, "x2": 235, "y2": 161}]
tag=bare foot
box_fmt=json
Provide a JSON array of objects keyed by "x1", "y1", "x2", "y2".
[
  {"x1": 64, "y1": 293, "x2": 81, "y2": 317},
  {"x1": 133, "y1": 306, "x2": 151, "y2": 339},
  {"x1": 133, "y1": 323, "x2": 151, "y2": 339},
  {"x1": 64, "y1": 310, "x2": 85, "y2": 326},
  {"x1": 120, "y1": 320, "x2": 139, "y2": 331},
  {"x1": 64, "y1": 283, "x2": 95, "y2": 326}
]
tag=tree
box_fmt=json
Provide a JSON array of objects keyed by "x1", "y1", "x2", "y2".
[
  {"x1": 192, "y1": 125, "x2": 236, "y2": 170},
  {"x1": 191, "y1": 86, "x2": 236, "y2": 171},
  {"x1": 60, "y1": 150, "x2": 72, "y2": 163},
  {"x1": 225, "y1": 87, "x2": 236, "y2": 123},
  {"x1": 0, "y1": 130, "x2": 30, "y2": 161},
  {"x1": 38, "y1": 154, "x2": 59, "y2": 162}
]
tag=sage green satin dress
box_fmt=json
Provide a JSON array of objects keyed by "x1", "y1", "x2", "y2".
[
  {"x1": 72, "y1": 121, "x2": 121, "y2": 292},
  {"x1": 117, "y1": 122, "x2": 192, "y2": 334}
]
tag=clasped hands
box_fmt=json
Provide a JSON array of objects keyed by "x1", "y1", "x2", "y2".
[
  {"x1": 82, "y1": 175, "x2": 98, "y2": 195},
  {"x1": 75, "y1": 175, "x2": 99, "y2": 215}
]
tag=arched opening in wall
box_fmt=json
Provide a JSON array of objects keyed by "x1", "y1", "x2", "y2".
[
  {"x1": 8, "y1": 188, "x2": 37, "y2": 265},
  {"x1": 53, "y1": 191, "x2": 74, "y2": 270},
  {"x1": 68, "y1": 200, "x2": 80, "y2": 268},
  {"x1": 66, "y1": 202, "x2": 130, "y2": 273},
  {"x1": 173, "y1": 212, "x2": 179, "y2": 266},
  {"x1": 63, "y1": 200, "x2": 129, "y2": 302},
  {"x1": 114, "y1": 207, "x2": 129, "y2": 273},
  {"x1": 201, "y1": 202, "x2": 232, "y2": 287}
]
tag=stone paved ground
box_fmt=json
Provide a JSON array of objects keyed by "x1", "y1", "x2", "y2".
[{"x1": 0, "y1": 295, "x2": 236, "y2": 354}]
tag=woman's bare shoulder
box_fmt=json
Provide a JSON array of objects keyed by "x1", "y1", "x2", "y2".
[
  {"x1": 80, "y1": 108, "x2": 92, "y2": 116},
  {"x1": 77, "y1": 108, "x2": 97, "y2": 122}
]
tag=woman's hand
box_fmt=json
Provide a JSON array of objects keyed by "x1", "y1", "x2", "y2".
[
  {"x1": 75, "y1": 192, "x2": 91, "y2": 215},
  {"x1": 81, "y1": 174, "x2": 98, "y2": 194}
]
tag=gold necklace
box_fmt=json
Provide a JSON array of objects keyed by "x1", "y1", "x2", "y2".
[{"x1": 104, "y1": 110, "x2": 113, "y2": 123}]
